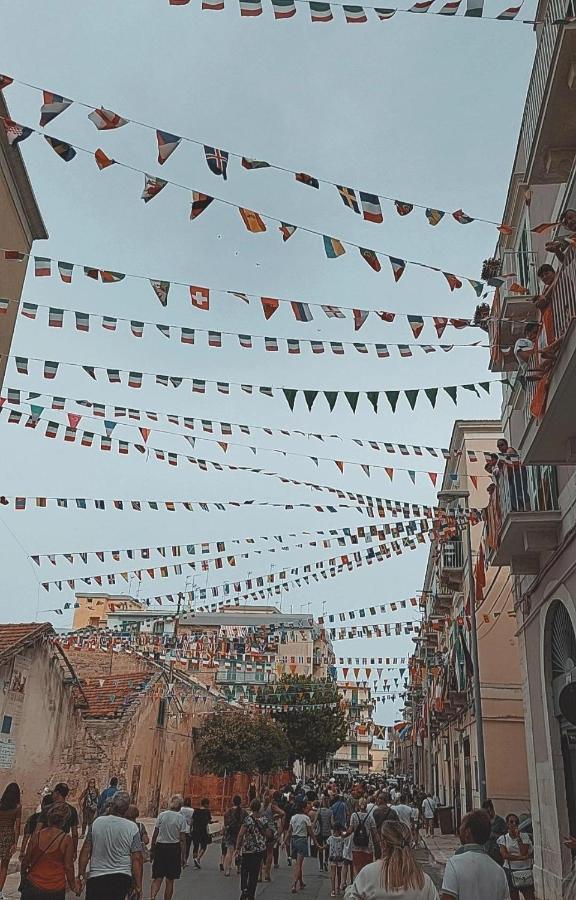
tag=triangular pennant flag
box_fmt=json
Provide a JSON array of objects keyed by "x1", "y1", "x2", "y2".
[
  {"x1": 426, "y1": 207, "x2": 445, "y2": 225},
  {"x1": 280, "y1": 222, "x2": 297, "y2": 241},
  {"x1": 150, "y1": 280, "x2": 170, "y2": 306},
  {"x1": 191, "y1": 191, "x2": 214, "y2": 220},
  {"x1": 40, "y1": 92, "x2": 73, "y2": 127},
  {"x1": 444, "y1": 385, "x2": 458, "y2": 404},
  {"x1": 366, "y1": 391, "x2": 379, "y2": 413},
  {"x1": 353, "y1": 309, "x2": 369, "y2": 331},
  {"x1": 283, "y1": 389, "x2": 298, "y2": 411},
  {"x1": 304, "y1": 390, "x2": 318, "y2": 411},
  {"x1": 425, "y1": 387, "x2": 438, "y2": 407},
  {"x1": 139, "y1": 427, "x2": 150, "y2": 443},
  {"x1": 385, "y1": 391, "x2": 399, "y2": 412},
  {"x1": 443, "y1": 272, "x2": 463, "y2": 291},
  {"x1": 345, "y1": 392, "x2": 359, "y2": 412},
  {"x1": 94, "y1": 148, "x2": 115, "y2": 169},
  {"x1": 156, "y1": 130, "x2": 182, "y2": 164},
  {"x1": 407, "y1": 315, "x2": 424, "y2": 339},
  {"x1": 335, "y1": 460, "x2": 344, "y2": 473},
  {"x1": 324, "y1": 392, "x2": 338, "y2": 411},
  {"x1": 405, "y1": 389, "x2": 419, "y2": 410},
  {"x1": 142, "y1": 174, "x2": 167, "y2": 202},
  {"x1": 44, "y1": 135, "x2": 76, "y2": 162},
  {"x1": 261, "y1": 297, "x2": 279, "y2": 320},
  {"x1": 359, "y1": 247, "x2": 381, "y2": 272},
  {"x1": 433, "y1": 317, "x2": 448, "y2": 338},
  {"x1": 389, "y1": 257, "x2": 406, "y2": 282},
  {"x1": 88, "y1": 108, "x2": 128, "y2": 130},
  {"x1": 428, "y1": 472, "x2": 438, "y2": 485}
]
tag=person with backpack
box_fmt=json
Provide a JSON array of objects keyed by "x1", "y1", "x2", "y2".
[
  {"x1": 347, "y1": 798, "x2": 379, "y2": 877},
  {"x1": 235, "y1": 799, "x2": 268, "y2": 900}
]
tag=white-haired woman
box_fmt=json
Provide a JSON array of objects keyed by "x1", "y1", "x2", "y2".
[
  {"x1": 345, "y1": 821, "x2": 438, "y2": 900},
  {"x1": 150, "y1": 794, "x2": 188, "y2": 900}
]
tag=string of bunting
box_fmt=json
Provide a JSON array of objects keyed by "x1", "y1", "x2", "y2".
[
  {"x1": 38, "y1": 518, "x2": 433, "y2": 588},
  {"x1": 337, "y1": 657, "x2": 409, "y2": 666},
  {"x1": 2, "y1": 387, "x2": 494, "y2": 462},
  {"x1": 2, "y1": 251, "x2": 494, "y2": 328},
  {"x1": 319, "y1": 596, "x2": 424, "y2": 623},
  {"x1": 1, "y1": 396, "x2": 490, "y2": 486},
  {"x1": 6, "y1": 352, "x2": 505, "y2": 413},
  {"x1": 0, "y1": 111, "x2": 490, "y2": 293},
  {"x1": 330, "y1": 621, "x2": 418, "y2": 638},
  {"x1": 39, "y1": 527, "x2": 433, "y2": 591},
  {"x1": 13, "y1": 298, "x2": 489, "y2": 356},
  {"x1": 1, "y1": 72, "x2": 514, "y2": 233}
]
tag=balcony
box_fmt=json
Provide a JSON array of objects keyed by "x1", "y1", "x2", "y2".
[
  {"x1": 215, "y1": 670, "x2": 271, "y2": 685},
  {"x1": 518, "y1": 244, "x2": 576, "y2": 463},
  {"x1": 438, "y1": 541, "x2": 464, "y2": 589},
  {"x1": 519, "y1": 0, "x2": 576, "y2": 185},
  {"x1": 488, "y1": 250, "x2": 540, "y2": 373},
  {"x1": 486, "y1": 464, "x2": 560, "y2": 572}
]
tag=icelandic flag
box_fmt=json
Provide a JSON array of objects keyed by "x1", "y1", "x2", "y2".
[
  {"x1": 360, "y1": 192, "x2": 383, "y2": 223},
  {"x1": 323, "y1": 236, "x2": 346, "y2": 258},
  {"x1": 310, "y1": 2, "x2": 333, "y2": 19},
  {"x1": 389, "y1": 256, "x2": 406, "y2": 282},
  {"x1": 156, "y1": 130, "x2": 182, "y2": 165},
  {"x1": 44, "y1": 136, "x2": 76, "y2": 162},
  {"x1": 337, "y1": 185, "x2": 360, "y2": 213},
  {"x1": 142, "y1": 174, "x2": 167, "y2": 202},
  {"x1": 88, "y1": 107, "x2": 128, "y2": 130},
  {"x1": 204, "y1": 146, "x2": 229, "y2": 179},
  {"x1": 291, "y1": 301, "x2": 313, "y2": 322},
  {"x1": 40, "y1": 92, "x2": 72, "y2": 127},
  {"x1": 343, "y1": 5, "x2": 367, "y2": 20},
  {"x1": 375, "y1": 7, "x2": 396, "y2": 16},
  {"x1": 58, "y1": 261, "x2": 74, "y2": 283},
  {"x1": 4, "y1": 119, "x2": 32, "y2": 146},
  {"x1": 272, "y1": 0, "x2": 296, "y2": 16},
  {"x1": 35, "y1": 257, "x2": 51, "y2": 277}
]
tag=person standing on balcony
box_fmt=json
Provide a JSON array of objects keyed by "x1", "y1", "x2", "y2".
[
  {"x1": 496, "y1": 439, "x2": 528, "y2": 512},
  {"x1": 546, "y1": 208, "x2": 576, "y2": 262}
]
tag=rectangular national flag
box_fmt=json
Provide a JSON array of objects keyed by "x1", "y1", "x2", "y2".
[
  {"x1": 272, "y1": 0, "x2": 297, "y2": 16},
  {"x1": 40, "y1": 92, "x2": 73, "y2": 127},
  {"x1": 107, "y1": 369, "x2": 121, "y2": 384},
  {"x1": 409, "y1": 0, "x2": 433, "y2": 9},
  {"x1": 181, "y1": 328, "x2": 195, "y2": 344},
  {"x1": 330, "y1": 342, "x2": 345, "y2": 355},
  {"x1": 239, "y1": 208, "x2": 267, "y2": 233},
  {"x1": 58, "y1": 261, "x2": 73, "y2": 283},
  {"x1": 44, "y1": 135, "x2": 76, "y2": 162},
  {"x1": 240, "y1": 0, "x2": 263, "y2": 12},
  {"x1": 131, "y1": 321, "x2": 145, "y2": 338},
  {"x1": 35, "y1": 257, "x2": 51, "y2": 277},
  {"x1": 359, "y1": 192, "x2": 383, "y2": 223},
  {"x1": 5, "y1": 250, "x2": 25, "y2": 260},
  {"x1": 291, "y1": 301, "x2": 313, "y2": 322},
  {"x1": 208, "y1": 331, "x2": 222, "y2": 347},
  {"x1": 376, "y1": 344, "x2": 390, "y2": 358},
  {"x1": 295, "y1": 172, "x2": 319, "y2": 189},
  {"x1": 438, "y1": 0, "x2": 461, "y2": 11},
  {"x1": 343, "y1": 5, "x2": 367, "y2": 20},
  {"x1": 141, "y1": 174, "x2": 167, "y2": 202},
  {"x1": 287, "y1": 339, "x2": 300, "y2": 354},
  {"x1": 128, "y1": 372, "x2": 142, "y2": 388},
  {"x1": 310, "y1": 1, "x2": 333, "y2": 19},
  {"x1": 265, "y1": 337, "x2": 279, "y2": 352},
  {"x1": 75, "y1": 311, "x2": 90, "y2": 332},
  {"x1": 239, "y1": 334, "x2": 252, "y2": 348},
  {"x1": 44, "y1": 360, "x2": 59, "y2": 380},
  {"x1": 322, "y1": 305, "x2": 345, "y2": 318},
  {"x1": 88, "y1": 107, "x2": 128, "y2": 130},
  {"x1": 375, "y1": 7, "x2": 396, "y2": 16},
  {"x1": 3, "y1": 119, "x2": 33, "y2": 146},
  {"x1": 21, "y1": 303, "x2": 38, "y2": 319},
  {"x1": 311, "y1": 341, "x2": 324, "y2": 353},
  {"x1": 497, "y1": 2, "x2": 522, "y2": 17},
  {"x1": 102, "y1": 316, "x2": 118, "y2": 331},
  {"x1": 156, "y1": 130, "x2": 181, "y2": 164},
  {"x1": 465, "y1": 0, "x2": 483, "y2": 13},
  {"x1": 242, "y1": 157, "x2": 270, "y2": 169},
  {"x1": 203, "y1": 0, "x2": 226, "y2": 9},
  {"x1": 204, "y1": 146, "x2": 229, "y2": 178},
  {"x1": 190, "y1": 285, "x2": 210, "y2": 309},
  {"x1": 15, "y1": 357, "x2": 28, "y2": 374},
  {"x1": 337, "y1": 185, "x2": 360, "y2": 213},
  {"x1": 191, "y1": 191, "x2": 214, "y2": 220},
  {"x1": 323, "y1": 236, "x2": 346, "y2": 258},
  {"x1": 48, "y1": 308, "x2": 64, "y2": 328}
]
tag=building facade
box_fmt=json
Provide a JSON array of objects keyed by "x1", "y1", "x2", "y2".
[
  {"x1": 332, "y1": 683, "x2": 374, "y2": 774},
  {"x1": 0, "y1": 93, "x2": 47, "y2": 391},
  {"x1": 406, "y1": 422, "x2": 529, "y2": 826},
  {"x1": 484, "y1": 5, "x2": 576, "y2": 896}
]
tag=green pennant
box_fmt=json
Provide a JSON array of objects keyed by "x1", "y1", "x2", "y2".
[
  {"x1": 324, "y1": 391, "x2": 338, "y2": 411},
  {"x1": 462, "y1": 383, "x2": 480, "y2": 396},
  {"x1": 366, "y1": 391, "x2": 379, "y2": 413},
  {"x1": 345, "y1": 391, "x2": 359, "y2": 413},
  {"x1": 283, "y1": 388, "x2": 297, "y2": 411},
  {"x1": 444, "y1": 385, "x2": 458, "y2": 404},
  {"x1": 304, "y1": 390, "x2": 319, "y2": 411},
  {"x1": 405, "y1": 389, "x2": 419, "y2": 410},
  {"x1": 479, "y1": 381, "x2": 491, "y2": 393},
  {"x1": 425, "y1": 388, "x2": 438, "y2": 408},
  {"x1": 408, "y1": 470, "x2": 416, "y2": 484},
  {"x1": 385, "y1": 391, "x2": 399, "y2": 412}
]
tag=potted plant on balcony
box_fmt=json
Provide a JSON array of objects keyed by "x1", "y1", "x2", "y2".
[
  {"x1": 482, "y1": 257, "x2": 502, "y2": 281},
  {"x1": 473, "y1": 302, "x2": 491, "y2": 332}
]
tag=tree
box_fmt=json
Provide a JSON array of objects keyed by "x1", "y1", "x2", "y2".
[
  {"x1": 195, "y1": 705, "x2": 290, "y2": 776},
  {"x1": 257, "y1": 675, "x2": 347, "y2": 765}
]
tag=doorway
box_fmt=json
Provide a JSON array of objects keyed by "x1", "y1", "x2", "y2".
[
  {"x1": 551, "y1": 602, "x2": 576, "y2": 836},
  {"x1": 463, "y1": 738, "x2": 473, "y2": 813}
]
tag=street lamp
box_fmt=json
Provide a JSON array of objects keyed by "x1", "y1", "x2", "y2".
[{"x1": 437, "y1": 488, "x2": 487, "y2": 805}]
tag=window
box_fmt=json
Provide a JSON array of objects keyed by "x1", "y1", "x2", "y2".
[
  {"x1": 516, "y1": 222, "x2": 534, "y2": 292},
  {"x1": 351, "y1": 744, "x2": 358, "y2": 760},
  {"x1": 89, "y1": 617, "x2": 100, "y2": 627},
  {"x1": 1, "y1": 716, "x2": 12, "y2": 735},
  {"x1": 157, "y1": 698, "x2": 167, "y2": 727},
  {"x1": 351, "y1": 690, "x2": 358, "y2": 706}
]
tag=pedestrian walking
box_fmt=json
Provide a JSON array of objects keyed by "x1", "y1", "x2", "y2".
[
  {"x1": 40, "y1": 784, "x2": 79, "y2": 860},
  {"x1": 79, "y1": 781, "x2": 100, "y2": 838},
  {"x1": 223, "y1": 795, "x2": 246, "y2": 876},
  {"x1": 19, "y1": 802, "x2": 79, "y2": 900},
  {"x1": 126, "y1": 806, "x2": 149, "y2": 860},
  {"x1": 179, "y1": 797, "x2": 194, "y2": 866},
  {"x1": 349, "y1": 798, "x2": 379, "y2": 877},
  {"x1": 235, "y1": 799, "x2": 268, "y2": 900},
  {"x1": 20, "y1": 793, "x2": 53, "y2": 860},
  {"x1": 345, "y1": 821, "x2": 438, "y2": 900},
  {"x1": 77, "y1": 791, "x2": 143, "y2": 900},
  {"x1": 421, "y1": 794, "x2": 437, "y2": 837},
  {"x1": 191, "y1": 797, "x2": 212, "y2": 868},
  {"x1": 285, "y1": 797, "x2": 318, "y2": 894},
  {"x1": 341, "y1": 827, "x2": 353, "y2": 891},
  {"x1": 440, "y1": 809, "x2": 510, "y2": 900},
  {"x1": 315, "y1": 795, "x2": 333, "y2": 872},
  {"x1": 497, "y1": 813, "x2": 534, "y2": 899},
  {"x1": 150, "y1": 794, "x2": 188, "y2": 900},
  {"x1": 96, "y1": 777, "x2": 119, "y2": 815},
  {"x1": 482, "y1": 799, "x2": 507, "y2": 866},
  {"x1": 391, "y1": 795, "x2": 413, "y2": 830},
  {"x1": 260, "y1": 791, "x2": 281, "y2": 882},
  {"x1": 0, "y1": 781, "x2": 21, "y2": 899},
  {"x1": 326, "y1": 823, "x2": 345, "y2": 897}
]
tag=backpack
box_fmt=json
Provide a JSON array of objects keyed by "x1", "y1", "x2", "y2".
[{"x1": 353, "y1": 813, "x2": 370, "y2": 848}]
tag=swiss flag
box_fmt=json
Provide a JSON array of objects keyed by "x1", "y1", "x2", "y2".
[{"x1": 189, "y1": 286, "x2": 209, "y2": 310}]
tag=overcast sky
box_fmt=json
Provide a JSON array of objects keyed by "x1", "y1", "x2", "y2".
[{"x1": 0, "y1": 0, "x2": 536, "y2": 725}]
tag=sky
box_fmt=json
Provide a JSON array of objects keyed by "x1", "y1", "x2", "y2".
[{"x1": 0, "y1": 0, "x2": 536, "y2": 725}]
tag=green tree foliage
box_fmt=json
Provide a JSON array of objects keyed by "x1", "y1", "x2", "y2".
[
  {"x1": 257, "y1": 675, "x2": 347, "y2": 765},
  {"x1": 195, "y1": 705, "x2": 290, "y2": 776}
]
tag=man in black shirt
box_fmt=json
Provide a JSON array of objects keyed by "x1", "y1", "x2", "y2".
[{"x1": 40, "y1": 783, "x2": 79, "y2": 858}]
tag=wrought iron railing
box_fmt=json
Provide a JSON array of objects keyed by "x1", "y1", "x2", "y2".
[
  {"x1": 486, "y1": 464, "x2": 559, "y2": 550},
  {"x1": 440, "y1": 540, "x2": 464, "y2": 570}
]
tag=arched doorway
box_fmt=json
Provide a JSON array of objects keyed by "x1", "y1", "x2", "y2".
[{"x1": 550, "y1": 601, "x2": 576, "y2": 837}]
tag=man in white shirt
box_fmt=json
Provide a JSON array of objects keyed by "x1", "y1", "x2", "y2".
[
  {"x1": 150, "y1": 794, "x2": 188, "y2": 900},
  {"x1": 441, "y1": 809, "x2": 510, "y2": 900},
  {"x1": 422, "y1": 793, "x2": 438, "y2": 836},
  {"x1": 78, "y1": 790, "x2": 143, "y2": 900},
  {"x1": 180, "y1": 796, "x2": 194, "y2": 864},
  {"x1": 391, "y1": 795, "x2": 413, "y2": 828}
]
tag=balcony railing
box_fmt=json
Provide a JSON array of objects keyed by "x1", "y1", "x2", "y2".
[
  {"x1": 498, "y1": 463, "x2": 558, "y2": 519},
  {"x1": 486, "y1": 464, "x2": 559, "y2": 564},
  {"x1": 500, "y1": 248, "x2": 539, "y2": 298},
  {"x1": 440, "y1": 541, "x2": 464, "y2": 570}
]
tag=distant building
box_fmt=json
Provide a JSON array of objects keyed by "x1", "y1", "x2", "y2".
[
  {"x1": 0, "y1": 93, "x2": 47, "y2": 391},
  {"x1": 332, "y1": 683, "x2": 374, "y2": 774},
  {"x1": 73, "y1": 593, "x2": 147, "y2": 630},
  {"x1": 370, "y1": 746, "x2": 389, "y2": 773}
]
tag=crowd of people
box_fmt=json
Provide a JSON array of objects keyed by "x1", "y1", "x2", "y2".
[{"x1": 0, "y1": 771, "x2": 556, "y2": 900}]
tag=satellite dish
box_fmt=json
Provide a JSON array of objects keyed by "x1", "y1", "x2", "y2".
[{"x1": 559, "y1": 682, "x2": 576, "y2": 725}]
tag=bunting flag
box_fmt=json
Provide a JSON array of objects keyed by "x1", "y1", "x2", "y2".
[
  {"x1": 204, "y1": 146, "x2": 229, "y2": 178},
  {"x1": 426, "y1": 207, "x2": 445, "y2": 225},
  {"x1": 337, "y1": 185, "x2": 360, "y2": 213},
  {"x1": 94, "y1": 148, "x2": 115, "y2": 169},
  {"x1": 141, "y1": 174, "x2": 167, "y2": 202},
  {"x1": 240, "y1": 0, "x2": 263, "y2": 12},
  {"x1": 360, "y1": 192, "x2": 384, "y2": 223},
  {"x1": 156, "y1": 130, "x2": 182, "y2": 164},
  {"x1": 279, "y1": 222, "x2": 297, "y2": 240},
  {"x1": 389, "y1": 256, "x2": 406, "y2": 281},
  {"x1": 88, "y1": 108, "x2": 128, "y2": 130},
  {"x1": 291, "y1": 301, "x2": 313, "y2": 323},
  {"x1": 190, "y1": 191, "x2": 214, "y2": 220},
  {"x1": 34, "y1": 257, "x2": 51, "y2": 277},
  {"x1": 395, "y1": 200, "x2": 413, "y2": 216},
  {"x1": 272, "y1": 0, "x2": 297, "y2": 15},
  {"x1": 343, "y1": 5, "x2": 368, "y2": 20},
  {"x1": 242, "y1": 158, "x2": 271, "y2": 170},
  {"x1": 3, "y1": 119, "x2": 33, "y2": 146},
  {"x1": 323, "y1": 236, "x2": 346, "y2": 258},
  {"x1": 44, "y1": 135, "x2": 76, "y2": 162},
  {"x1": 0, "y1": 75, "x2": 13, "y2": 91},
  {"x1": 359, "y1": 248, "x2": 381, "y2": 272},
  {"x1": 453, "y1": 208, "x2": 474, "y2": 224},
  {"x1": 39, "y1": 92, "x2": 72, "y2": 127},
  {"x1": 295, "y1": 172, "x2": 319, "y2": 189},
  {"x1": 189, "y1": 286, "x2": 210, "y2": 310},
  {"x1": 409, "y1": 0, "x2": 433, "y2": 9},
  {"x1": 497, "y1": 2, "x2": 522, "y2": 17},
  {"x1": 58, "y1": 262, "x2": 74, "y2": 283},
  {"x1": 150, "y1": 280, "x2": 170, "y2": 306},
  {"x1": 375, "y1": 7, "x2": 397, "y2": 16},
  {"x1": 310, "y1": 2, "x2": 334, "y2": 19},
  {"x1": 239, "y1": 208, "x2": 267, "y2": 233}
]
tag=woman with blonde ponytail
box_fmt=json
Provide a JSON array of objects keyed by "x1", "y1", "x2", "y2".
[{"x1": 344, "y1": 821, "x2": 438, "y2": 900}]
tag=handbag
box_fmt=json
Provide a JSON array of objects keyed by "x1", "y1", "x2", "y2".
[{"x1": 510, "y1": 867, "x2": 534, "y2": 889}]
